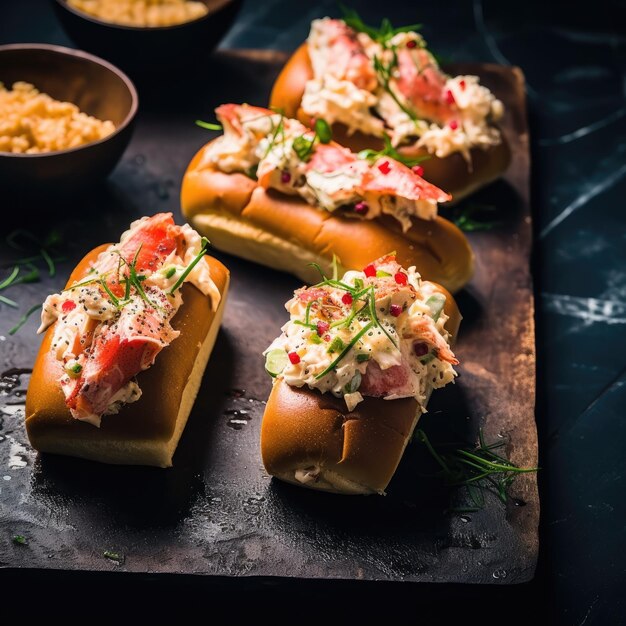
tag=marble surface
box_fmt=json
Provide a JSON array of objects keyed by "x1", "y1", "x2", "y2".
[{"x1": 1, "y1": 0, "x2": 625, "y2": 623}]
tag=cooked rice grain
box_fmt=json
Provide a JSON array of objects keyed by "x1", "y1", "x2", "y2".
[{"x1": 0, "y1": 82, "x2": 115, "y2": 154}]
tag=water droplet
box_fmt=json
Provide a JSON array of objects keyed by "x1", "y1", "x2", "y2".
[
  {"x1": 3, "y1": 475, "x2": 11, "y2": 481},
  {"x1": 460, "y1": 515, "x2": 470, "y2": 523},
  {"x1": 225, "y1": 409, "x2": 251, "y2": 430},
  {"x1": 492, "y1": 569, "x2": 507, "y2": 579},
  {"x1": 0, "y1": 335, "x2": 5, "y2": 341},
  {"x1": 513, "y1": 498, "x2": 526, "y2": 507}
]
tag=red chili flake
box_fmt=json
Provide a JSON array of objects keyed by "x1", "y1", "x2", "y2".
[
  {"x1": 412, "y1": 165, "x2": 424, "y2": 177},
  {"x1": 288, "y1": 352, "x2": 301, "y2": 365},
  {"x1": 445, "y1": 89, "x2": 456, "y2": 105},
  {"x1": 354, "y1": 201, "x2": 369, "y2": 215},
  {"x1": 323, "y1": 334, "x2": 331, "y2": 342},
  {"x1": 407, "y1": 40, "x2": 417, "y2": 49},
  {"x1": 394, "y1": 272, "x2": 408, "y2": 285},
  {"x1": 390, "y1": 304, "x2": 403, "y2": 317},
  {"x1": 449, "y1": 120, "x2": 459, "y2": 130},
  {"x1": 62, "y1": 300, "x2": 76, "y2": 313},
  {"x1": 280, "y1": 171, "x2": 291, "y2": 184},
  {"x1": 342, "y1": 292, "x2": 353, "y2": 305},
  {"x1": 459, "y1": 79, "x2": 466, "y2": 90},
  {"x1": 316, "y1": 320, "x2": 330, "y2": 336},
  {"x1": 377, "y1": 160, "x2": 391, "y2": 175},
  {"x1": 413, "y1": 341, "x2": 429, "y2": 357},
  {"x1": 363, "y1": 264, "x2": 376, "y2": 278}
]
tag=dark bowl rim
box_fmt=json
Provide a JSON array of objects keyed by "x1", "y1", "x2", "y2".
[
  {"x1": 53, "y1": 0, "x2": 238, "y2": 32},
  {"x1": 0, "y1": 43, "x2": 139, "y2": 159}
]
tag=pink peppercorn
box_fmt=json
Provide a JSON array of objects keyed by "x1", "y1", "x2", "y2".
[
  {"x1": 363, "y1": 264, "x2": 376, "y2": 278},
  {"x1": 342, "y1": 293, "x2": 353, "y2": 305},
  {"x1": 390, "y1": 304, "x2": 403, "y2": 317},
  {"x1": 449, "y1": 120, "x2": 459, "y2": 130},
  {"x1": 413, "y1": 342, "x2": 429, "y2": 357},
  {"x1": 412, "y1": 165, "x2": 424, "y2": 177},
  {"x1": 445, "y1": 89, "x2": 456, "y2": 105},
  {"x1": 354, "y1": 201, "x2": 369, "y2": 215},
  {"x1": 281, "y1": 171, "x2": 291, "y2": 184},
  {"x1": 288, "y1": 352, "x2": 301, "y2": 365},
  {"x1": 316, "y1": 321, "x2": 330, "y2": 336}
]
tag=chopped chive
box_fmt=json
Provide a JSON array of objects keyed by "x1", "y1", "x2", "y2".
[
  {"x1": 169, "y1": 238, "x2": 210, "y2": 294},
  {"x1": 327, "y1": 336, "x2": 345, "y2": 354},
  {"x1": 12, "y1": 535, "x2": 27, "y2": 545},
  {"x1": 356, "y1": 353, "x2": 370, "y2": 363},
  {"x1": 40, "y1": 248, "x2": 55, "y2": 277},
  {"x1": 99, "y1": 279, "x2": 119, "y2": 308},
  {"x1": 165, "y1": 267, "x2": 176, "y2": 279},
  {"x1": 103, "y1": 550, "x2": 124, "y2": 564},
  {"x1": 0, "y1": 295, "x2": 18, "y2": 307},
  {"x1": 195, "y1": 119, "x2": 223, "y2": 131},
  {"x1": 315, "y1": 321, "x2": 374, "y2": 380},
  {"x1": 0, "y1": 266, "x2": 20, "y2": 290},
  {"x1": 9, "y1": 304, "x2": 40, "y2": 335}
]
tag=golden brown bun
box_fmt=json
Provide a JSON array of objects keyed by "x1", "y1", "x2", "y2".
[
  {"x1": 181, "y1": 142, "x2": 474, "y2": 294},
  {"x1": 260, "y1": 282, "x2": 461, "y2": 495},
  {"x1": 270, "y1": 43, "x2": 511, "y2": 203},
  {"x1": 25, "y1": 244, "x2": 230, "y2": 468}
]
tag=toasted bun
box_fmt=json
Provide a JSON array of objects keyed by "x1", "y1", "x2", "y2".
[
  {"x1": 181, "y1": 143, "x2": 474, "y2": 294},
  {"x1": 25, "y1": 244, "x2": 230, "y2": 468},
  {"x1": 270, "y1": 43, "x2": 511, "y2": 203},
  {"x1": 260, "y1": 282, "x2": 461, "y2": 495}
]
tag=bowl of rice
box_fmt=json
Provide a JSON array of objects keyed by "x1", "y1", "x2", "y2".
[
  {"x1": 0, "y1": 43, "x2": 138, "y2": 195},
  {"x1": 52, "y1": 0, "x2": 243, "y2": 73}
]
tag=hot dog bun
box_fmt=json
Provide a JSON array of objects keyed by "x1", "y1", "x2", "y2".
[
  {"x1": 270, "y1": 44, "x2": 511, "y2": 203},
  {"x1": 260, "y1": 281, "x2": 461, "y2": 495},
  {"x1": 25, "y1": 244, "x2": 230, "y2": 468},
  {"x1": 181, "y1": 142, "x2": 474, "y2": 294}
]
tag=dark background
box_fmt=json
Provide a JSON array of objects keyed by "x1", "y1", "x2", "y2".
[{"x1": 1, "y1": 1, "x2": 625, "y2": 623}]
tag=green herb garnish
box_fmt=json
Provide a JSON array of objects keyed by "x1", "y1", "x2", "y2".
[
  {"x1": 425, "y1": 293, "x2": 446, "y2": 321},
  {"x1": 327, "y1": 336, "x2": 346, "y2": 354},
  {"x1": 344, "y1": 370, "x2": 362, "y2": 393},
  {"x1": 452, "y1": 203, "x2": 501, "y2": 232},
  {"x1": 415, "y1": 428, "x2": 538, "y2": 508},
  {"x1": 2, "y1": 229, "x2": 65, "y2": 333},
  {"x1": 9, "y1": 304, "x2": 40, "y2": 335},
  {"x1": 67, "y1": 362, "x2": 83, "y2": 376},
  {"x1": 195, "y1": 119, "x2": 223, "y2": 131},
  {"x1": 356, "y1": 353, "x2": 370, "y2": 363},
  {"x1": 373, "y1": 53, "x2": 418, "y2": 122},
  {"x1": 293, "y1": 117, "x2": 333, "y2": 162},
  {"x1": 314, "y1": 118, "x2": 332, "y2": 144},
  {"x1": 103, "y1": 550, "x2": 124, "y2": 564},
  {"x1": 12, "y1": 534, "x2": 27, "y2": 545},
  {"x1": 358, "y1": 133, "x2": 429, "y2": 169},
  {"x1": 169, "y1": 238, "x2": 210, "y2": 294},
  {"x1": 316, "y1": 321, "x2": 375, "y2": 380},
  {"x1": 340, "y1": 5, "x2": 422, "y2": 44},
  {"x1": 165, "y1": 267, "x2": 177, "y2": 279}
]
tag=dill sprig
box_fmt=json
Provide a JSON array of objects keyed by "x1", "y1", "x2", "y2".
[
  {"x1": 415, "y1": 428, "x2": 538, "y2": 509},
  {"x1": 373, "y1": 53, "x2": 418, "y2": 122},
  {"x1": 340, "y1": 5, "x2": 421, "y2": 44},
  {"x1": 2, "y1": 229, "x2": 65, "y2": 332}
]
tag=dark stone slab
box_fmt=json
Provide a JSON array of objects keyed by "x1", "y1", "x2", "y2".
[{"x1": 0, "y1": 51, "x2": 536, "y2": 584}]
